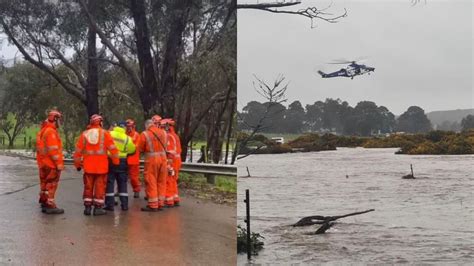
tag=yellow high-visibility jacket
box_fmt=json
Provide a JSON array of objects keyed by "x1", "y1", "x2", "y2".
[{"x1": 110, "y1": 126, "x2": 136, "y2": 158}]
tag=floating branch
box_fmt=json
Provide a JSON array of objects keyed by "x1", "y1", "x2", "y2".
[{"x1": 292, "y1": 209, "x2": 375, "y2": 234}]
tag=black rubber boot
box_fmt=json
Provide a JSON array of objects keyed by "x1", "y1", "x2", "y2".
[
  {"x1": 121, "y1": 205, "x2": 128, "y2": 211},
  {"x1": 141, "y1": 206, "x2": 160, "y2": 212},
  {"x1": 84, "y1": 206, "x2": 92, "y2": 216},
  {"x1": 44, "y1": 207, "x2": 64, "y2": 215},
  {"x1": 103, "y1": 206, "x2": 114, "y2": 211},
  {"x1": 174, "y1": 201, "x2": 180, "y2": 207},
  {"x1": 134, "y1": 192, "x2": 140, "y2": 198},
  {"x1": 93, "y1": 207, "x2": 107, "y2": 216},
  {"x1": 41, "y1": 203, "x2": 47, "y2": 213}
]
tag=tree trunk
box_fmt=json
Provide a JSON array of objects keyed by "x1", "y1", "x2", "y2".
[
  {"x1": 180, "y1": 89, "x2": 193, "y2": 161},
  {"x1": 86, "y1": 1, "x2": 99, "y2": 117},
  {"x1": 160, "y1": 0, "x2": 192, "y2": 118},
  {"x1": 7, "y1": 135, "x2": 13, "y2": 149},
  {"x1": 224, "y1": 100, "x2": 235, "y2": 164},
  {"x1": 130, "y1": 0, "x2": 160, "y2": 118}
]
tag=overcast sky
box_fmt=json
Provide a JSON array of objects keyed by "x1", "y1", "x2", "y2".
[{"x1": 237, "y1": 0, "x2": 473, "y2": 115}]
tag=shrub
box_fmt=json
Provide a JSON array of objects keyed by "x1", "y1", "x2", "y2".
[{"x1": 237, "y1": 225, "x2": 264, "y2": 255}]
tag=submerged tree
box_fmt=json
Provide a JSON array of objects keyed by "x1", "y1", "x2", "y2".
[{"x1": 234, "y1": 74, "x2": 288, "y2": 163}]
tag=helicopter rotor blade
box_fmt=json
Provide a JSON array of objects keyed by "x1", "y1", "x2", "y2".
[
  {"x1": 327, "y1": 56, "x2": 369, "y2": 65},
  {"x1": 327, "y1": 60, "x2": 353, "y2": 64}
]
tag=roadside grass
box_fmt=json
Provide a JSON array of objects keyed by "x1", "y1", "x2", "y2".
[
  {"x1": 179, "y1": 172, "x2": 236, "y2": 193},
  {"x1": 178, "y1": 172, "x2": 236, "y2": 204}
]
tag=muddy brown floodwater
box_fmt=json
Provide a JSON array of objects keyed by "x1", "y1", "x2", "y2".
[
  {"x1": 0, "y1": 155, "x2": 236, "y2": 265},
  {"x1": 237, "y1": 148, "x2": 474, "y2": 265}
]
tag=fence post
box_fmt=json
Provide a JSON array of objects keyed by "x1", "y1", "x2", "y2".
[
  {"x1": 189, "y1": 140, "x2": 193, "y2": 162},
  {"x1": 244, "y1": 189, "x2": 251, "y2": 260},
  {"x1": 205, "y1": 174, "x2": 216, "y2": 185}
]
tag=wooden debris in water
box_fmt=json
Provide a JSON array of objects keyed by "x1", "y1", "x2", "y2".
[
  {"x1": 292, "y1": 209, "x2": 375, "y2": 234},
  {"x1": 402, "y1": 164, "x2": 416, "y2": 179}
]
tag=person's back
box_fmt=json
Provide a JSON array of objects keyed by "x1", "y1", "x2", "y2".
[
  {"x1": 105, "y1": 124, "x2": 136, "y2": 211},
  {"x1": 75, "y1": 126, "x2": 118, "y2": 174},
  {"x1": 138, "y1": 118, "x2": 168, "y2": 211},
  {"x1": 73, "y1": 114, "x2": 119, "y2": 216},
  {"x1": 145, "y1": 125, "x2": 167, "y2": 154}
]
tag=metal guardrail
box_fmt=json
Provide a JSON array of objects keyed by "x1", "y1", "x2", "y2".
[
  {"x1": 181, "y1": 162, "x2": 237, "y2": 176},
  {"x1": 0, "y1": 151, "x2": 237, "y2": 177},
  {"x1": 61, "y1": 159, "x2": 237, "y2": 177}
]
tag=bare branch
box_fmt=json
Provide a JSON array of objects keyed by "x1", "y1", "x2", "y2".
[
  {"x1": 237, "y1": 1, "x2": 347, "y2": 28},
  {"x1": 0, "y1": 19, "x2": 86, "y2": 104},
  {"x1": 236, "y1": 145, "x2": 265, "y2": 160},
  {"x1": 234, "y1": 74, "x2": 289, "y2": 161},
  {"x1": 237, "y1": 1, "x2": 302, "y2": 9},
  {"x1": 88, "y1": 57, "x2": 123, "y2": 68},
  {"x1": 78, "y1": 0, "x2": 143, "y2": 90},
  {"x1": 411, "y1": 0, "x2": 427, "y2": 6}
]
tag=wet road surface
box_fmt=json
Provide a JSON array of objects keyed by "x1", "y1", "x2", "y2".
[{"x1": 0, "y1": 155, "x2": 236, "y2": 265}]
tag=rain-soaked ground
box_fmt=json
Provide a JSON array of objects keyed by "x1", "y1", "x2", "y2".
[
  {"x1": 0, "y1": 155, "x2": 236, "y2": 265},
  {"x1": 237, "y1": 148, "x2": 474, "y2": 265}
]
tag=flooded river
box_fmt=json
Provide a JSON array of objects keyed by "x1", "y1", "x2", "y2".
[{"x1": 237, "y1": 148, "x2": 474, "y2": 264}]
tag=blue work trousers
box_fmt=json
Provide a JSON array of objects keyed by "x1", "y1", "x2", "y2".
[{"x1": 105, "y1": 158, "x2": 129, "y2": 208}]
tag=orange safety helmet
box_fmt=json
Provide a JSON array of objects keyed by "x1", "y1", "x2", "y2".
[
  {"x1": 47, "y1": 110, "x2": 62, "y2": 122},
  {"x1": 151, "y1": 115, "x2": 162, "y2": 125},
  {"x1": 89, "y1": 114, "x2": 103, "y2": 125},
  {"x1": 160, "y1": 118, "x2": 175, "y2": 126}
]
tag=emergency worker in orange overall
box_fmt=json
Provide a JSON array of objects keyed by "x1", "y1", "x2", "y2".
[
  {"x1": 73, "y1": 114, "x2": 120, "y2": 216},
  {"x1": 126, "y1": 119, "x2": 141, "y2": 198},
  {"x1": 36, "y1": 110, "x2": 65, "y2": 214},
  {"x1": 137, "y1": 116, "x2": 168, "y2": 211},
  {"x1": 161, "y1": 119, "x2": 182, "y2": 207}
]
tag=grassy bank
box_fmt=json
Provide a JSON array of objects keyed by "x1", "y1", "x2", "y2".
[
  {"x1": 365, "y1": 130, "x2": 474, "y2": 154},
  {"x1": 241, "y1": 130, "x2": 474, "y2": 155},
  {"x1": 178, "y1": 172, "x2": 236, "y2": 205}
]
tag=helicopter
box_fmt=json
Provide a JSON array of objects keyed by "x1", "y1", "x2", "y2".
[{"x1": 318, "y1": 59, "x2": 375, "y2": 79}]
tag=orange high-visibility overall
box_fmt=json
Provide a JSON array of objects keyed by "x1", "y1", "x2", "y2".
[
  {"x1": 127, "y1": 130, "x2": 141, "y2": 192},
  {"x1": 165, "y1": 130, "x2": 182, "y2": 206},
  {"x1": 36, "y1": 121, "x2": 64, "y2": 208},
  {"x1": 73, "y1": 125, "x2": 119, "y2": 207},
  {"x1": 138, "y1": 125, "x2": 167, "y2": 209}
]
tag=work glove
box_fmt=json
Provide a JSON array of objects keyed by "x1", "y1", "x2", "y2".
[
  {"x1": 168, "y1": 166, "x2": 175, "y2": 176},
  {"x1": 76, "y1": 167, "x2": 82, "y2": 172}
]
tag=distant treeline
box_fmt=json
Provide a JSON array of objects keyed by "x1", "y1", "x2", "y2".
[
  {"x1": 239, "y1": 99, "x2": 474, "y2": 136},
  {"x1": 239, "y1": 130, "x2": 474, "y2": 155}
]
